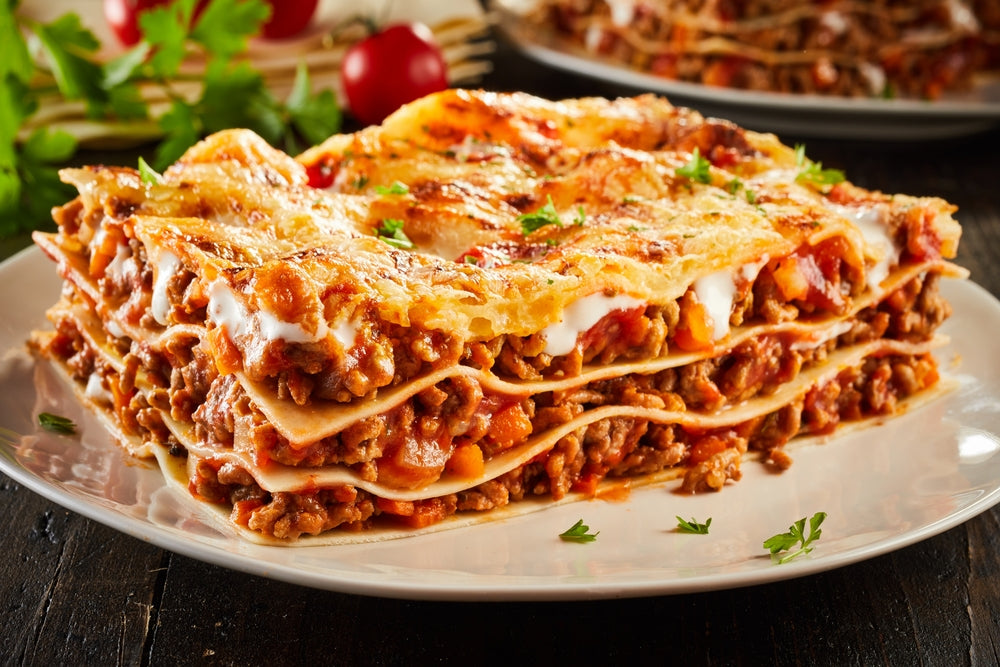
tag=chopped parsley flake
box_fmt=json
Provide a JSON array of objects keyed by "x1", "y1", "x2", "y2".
[
  {"x1": 675, "y1": 147, "x2": 712, "y2": 184},
  {"x1": 794, "y1": 145, "x2": 844, "y2": 187},
  {"x1": 374, "y1": 181, "x2": 409, "y2": 195},
  {"x1": 375, "y1": 219, "x2": 415, "y2": 250},
  {"x1": 559, "y1": 519, "x2": 599, "y2": 543},
  {"x1": 38, "y1": 412, "x2": 76, "y2": 435},
  {"x1": 517, "y1": 195, "x2": 563, "y2": 235},
  {"x1": 676, "y1": 516, "x2": 712, "y2": 534},
  {"x1": 138, "y1": 157, "x2": 162, "y2": 187}
]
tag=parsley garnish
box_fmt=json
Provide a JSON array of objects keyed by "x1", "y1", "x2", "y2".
[
  {"x1": 675, "y1": 147, "x2": 712, "y2": 184},
  {"x1": 374, "y1": 181, "x2": 409, "y2": 195},
  {"x1": 375, "y1": 219, "x2": 415, "y2": 250},
  {"x1": 763, "y1": 511, "x2": 827, "y2": 564},
  {"x1": 517, "y1": 195, "x2": 563, "y2": 235},
  {"x1": 38, "y1": 412, "x2": 76, "y2": 435},
  {"x1": 559, "y1": 518, "x2": 599, "y2": 543},
  {"x1": 573, "y1": 205, "x2": 586, "y2": 226},
  {"x1": 676, "y1": 516, "x2": 712, "y2": 534},
  {"x1": 137, "y1": 157, "x2": 162, "y2": 187},
  {"x1": 794, "y1": 145, "x2": 844, "y2": 187}
]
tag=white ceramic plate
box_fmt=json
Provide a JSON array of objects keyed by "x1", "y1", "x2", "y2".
[
  {"x1": 3, "y1": 246, "x2": 1000, "y2": 601},
  {"x1": 492, "y1": 3, "x2": 1000, "y2": 140}
]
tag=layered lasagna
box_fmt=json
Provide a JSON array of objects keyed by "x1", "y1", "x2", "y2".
[
  {"x1": 503, "y1": 0, "x2": 996, "y2": 99},
  {"x1": 31, "y1": 89, "x2": 964, "y2": 542}
]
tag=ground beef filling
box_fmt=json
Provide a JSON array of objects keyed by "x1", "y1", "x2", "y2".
[
  {"x1": 187, "y1": 270, "x2": 948, "y2": 471},
  {"x1": 189, "y1": 350, "x2": 939, "y2": 539}
]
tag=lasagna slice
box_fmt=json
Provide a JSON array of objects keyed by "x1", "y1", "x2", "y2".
[
  {"x1": 503, "y1": 0, "x2": 992, "y2": 99},
  {"x1": 31, "y1": 89, "x2": 964, "y2": 542}
]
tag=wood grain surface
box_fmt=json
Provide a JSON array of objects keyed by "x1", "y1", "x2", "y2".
[{"x1": 3, "y1": 31, "x2": 1000, "y2": 667}]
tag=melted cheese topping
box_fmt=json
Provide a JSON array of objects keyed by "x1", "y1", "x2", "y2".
[
  {"x1": 693, "y1": 270, "x2": 737, "y2": 341},
  {"x1": 542, "y1": 293, "x2": 644, "y2": 356},
  {"x1": 828, "y1": 203, "x2": 899, "y2": 289},
  {"x1": 208, "y1": 280, "x2": 328, "y2": 346},
  {"x1": 152, "y1": 250, "x2": 181, "y2": 326}
]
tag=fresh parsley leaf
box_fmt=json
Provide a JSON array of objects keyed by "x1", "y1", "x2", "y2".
[
  {"x1": 138, "y1": 157, "x2": 162, "y2": 186},
  {"x1": 676, "y1": 516, "x2": 711, "y2": 534},
  {"x1": 763, "y1": 511, "x2": 827, "y2": 564},
  {"x1": 794, "y1": 144, "x2": 844, "y2": 188},
  {"x1": 676, "y1": 147, "x2": 712, "y2": 184},
  {"x1": 10, "y1": 126, "x2": 76, "y2": 234},
  {"x1": 154, "y1": 100, "x2": 200, "y2": 170},
  {"x1": 0, "y1": 7, "x2": 33, "y2": 83},
  {"x1": 30, "y1": 14, "x2": 107, "y2": 115},
  {"x1": 573, "y1": 205, "x2": 586, "y2": 226},
  {"x1": 285, "y1": 61, "x2": 340, "y2": 148},
  {"x1": 374, "y1": 181, "x2": 409, "y2": 196},
  {"x1": 139, "y1": 2, "x2": 192, "y2": 78},
  {"x1": 190, "y1": 0, "x2": 271, "y2": 62},
  {"x1": 38, "y1": 412, "x2": 76, "y2": 435},
  {"x1": 375, "y1": 218, "x2": 415, "y2": 250},
  {"x1": 201, "y1": 62, "x2": 284, "y2": 141},
  {"x1": 559, "y1": 518, "x2": 599, "y2": 543},
  {"x1": 518, "y1": 195, "x2": 563, "y2": 235},
  {"x1": 102, "y1": 42, "x2": 151, "y2": 89}
]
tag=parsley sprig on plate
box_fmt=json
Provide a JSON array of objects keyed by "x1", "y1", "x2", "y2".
[
  {"x1": 763, "y1": 511, "x2": 827, "y2": 564},
  {"x1": 676, "y1": 516, "x2": 712, "y2": 534},
  {"x1": 559, "y1": 519, "x2": 599, "y2": 543}
]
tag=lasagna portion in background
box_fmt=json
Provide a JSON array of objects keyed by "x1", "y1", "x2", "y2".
[
  {"x1": 504, "y1": 0, "x2": 999, "y2": 99},
  {"x1": 31, "y1": 89, "x2": 965, "y2": 543}
]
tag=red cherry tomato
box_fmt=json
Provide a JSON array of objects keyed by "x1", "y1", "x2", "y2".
[
  {"x1": 340, "y1": 23, "x2": 448, "y2": 126},
  {"x1": 260, "y1": 0, "x2": 319, "y2": 39},
  {"x1": 103, "y1": 0, "x2": 169, "y2": 46}
]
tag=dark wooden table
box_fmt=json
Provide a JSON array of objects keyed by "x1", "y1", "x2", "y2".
[{"x1": 4, "y1": 30, "x2": 1000, "y2": 667}]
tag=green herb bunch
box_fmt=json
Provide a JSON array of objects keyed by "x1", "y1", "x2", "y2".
[{"x1": 0, "y1": 0, "x2": 340, "y2": 238}]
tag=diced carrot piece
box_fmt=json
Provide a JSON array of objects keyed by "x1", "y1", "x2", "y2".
[
  {"x1": 488, "y1": 403, "x2": 533, "y2": 451},
  {"x1": 674, "y1": 300, "x2": 714, "y2": 352},
  {"x1": 772, "y1": 256, "x2": 810, "y2": 301},
  {"x1": 375, "y1": 497, "x2": 415, "y2": 517},
  {"x1": 445, "y1": 443, "x2": 485, "y2": 480}
]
